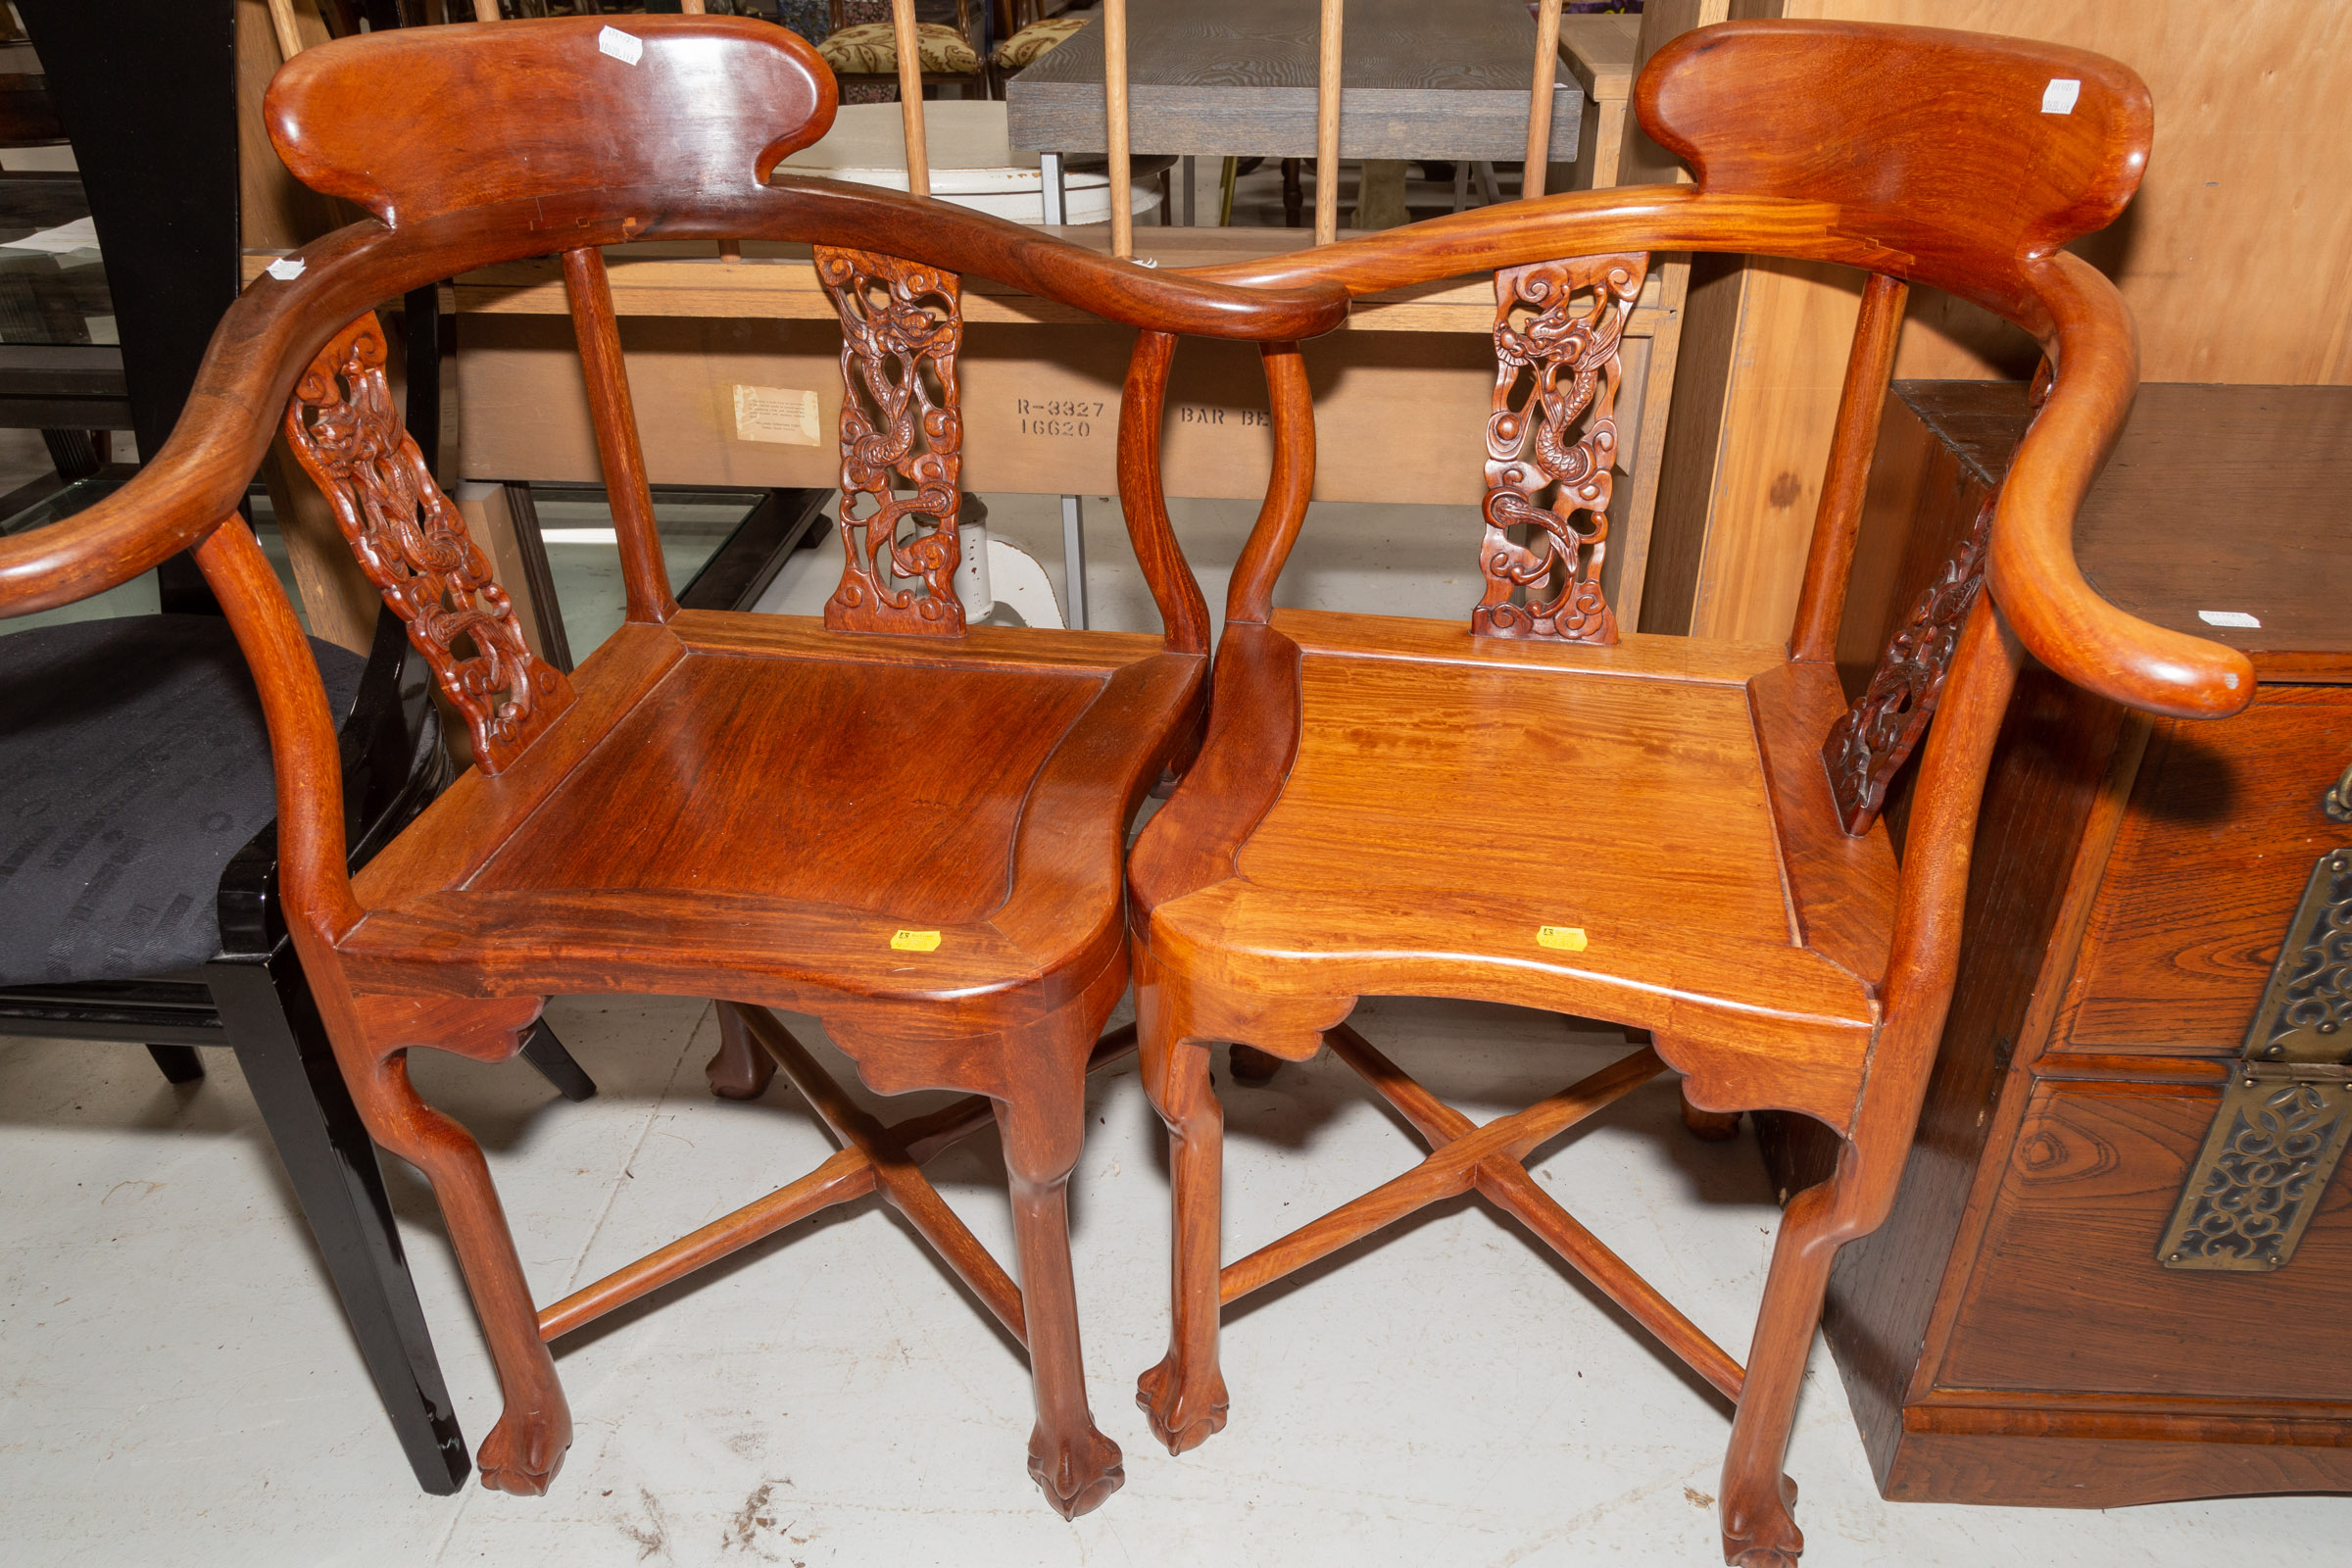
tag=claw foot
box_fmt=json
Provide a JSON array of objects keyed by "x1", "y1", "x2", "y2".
[
  {"x1": 1721, "y1": 1474, "x2": 1801, "y2": 1566},
  {"x1": 1136, "y1": 1351, "x2": 1229, "y2": 1455},
  {"x1": 1027, "y1": 1422, "x2": 1124, "y2": 1519},
  {"x1": 475, "y1": 1403, "x2": 572, "y2": 1496}
]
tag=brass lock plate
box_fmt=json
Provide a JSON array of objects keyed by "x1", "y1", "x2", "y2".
[{"x1": 2158, "y1": 847, "x2": 2352, "y2": 1272}]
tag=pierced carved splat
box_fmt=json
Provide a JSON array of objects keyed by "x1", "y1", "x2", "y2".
[
  {"x1": 1822, "y1": 364, "x2": 2058, "y2": 836},
  {"x1": 1822, "y1": 492, "x2": 1996, "y2": 835},
  {"x1": 1472, "y1": 254, "x2": 1646, "y2": 645},
  {"x1": 282, "y1": 315, "x2": 572, "y2": 773},
  {"x1": 816, "y1": 246, "x2": 967, "y2": 636}
]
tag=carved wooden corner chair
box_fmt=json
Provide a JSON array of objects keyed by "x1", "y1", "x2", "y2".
[
  {"x1": 1124, "y1": 21, "x2": 2257, "y2": 1566},
  {"x1": 0, "y1": 15, "x2": 1345, "y2": 1514}
]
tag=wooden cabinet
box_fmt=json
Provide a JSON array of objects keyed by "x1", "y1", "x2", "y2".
[{"x1": 1763, "y1": 381, "x2": 2352, "y2": 1507}]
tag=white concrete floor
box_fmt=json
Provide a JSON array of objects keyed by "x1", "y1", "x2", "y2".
[{"x1": 2, "y1": 994, "x2": 2344, "y2": 1567}]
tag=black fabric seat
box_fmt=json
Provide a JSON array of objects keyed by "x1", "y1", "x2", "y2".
[{"x1": 0, "y1": 612, "x2": 365, "y2": 987}]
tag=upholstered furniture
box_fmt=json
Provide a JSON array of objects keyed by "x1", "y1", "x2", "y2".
[
  {"x1": 820, "y1": 0, "x2": 984, "y2": 96},
  {"x1": 993, "y1": 9, "x2": 1084, "y2": 75},
  {"x1": 0, "y1": 583, "x2": 596, "y2": 1494}
]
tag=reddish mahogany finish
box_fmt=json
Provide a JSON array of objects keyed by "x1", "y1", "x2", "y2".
[{"x1": 0, "y1": 16, "x2": 1342, "y2": 1518}]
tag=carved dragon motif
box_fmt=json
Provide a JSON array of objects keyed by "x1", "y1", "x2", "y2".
[
  {"x1": 815, "y1": 246, "x2": 966, "y2": 635},
  {"x1": 1823, "y1": 363, "x2": 2056, "y2": 835},
  {"x1": 1472, "y1": 254, "x2": 1646, "y2": 645},
  {"x1": 282, "y1": 314, "x2": 571, "y2": 773}
]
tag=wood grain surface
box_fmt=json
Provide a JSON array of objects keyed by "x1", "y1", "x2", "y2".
[
  {"x1": 2062, "y1": 684, "x2": 2352, "y2": 1053},
  {"x1": 1004, "y1": 0, "x2": 1581, "y2": 160},
  {"x1": 1944, "y1": 1079, "x2": 2352, "y2": 1399},
  {"x1": 1764, "y1": 377, "x2": 2352, "y2": 1510}
]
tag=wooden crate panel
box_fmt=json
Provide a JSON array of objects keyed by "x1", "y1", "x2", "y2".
[
  {"x1": 1941, "y1": 1077, "x2": 2352, "y2": 1402},
  {"x1": 457, "y1": 313, "x2": 1651, "y2": 510},
  {"x1": 2062, "y1": 685, "x2": 2352, "y2": 1054}
]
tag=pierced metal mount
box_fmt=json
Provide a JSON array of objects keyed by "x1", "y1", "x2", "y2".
[{"x1": 2158, "y1": 847, "x2": 2352, "y2": 1272}]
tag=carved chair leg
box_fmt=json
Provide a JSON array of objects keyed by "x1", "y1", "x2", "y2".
[
  {"x1": 337, "y1": 999, "x2": 573, "y2": 1497},
  {"x1": 1680, "y1": 1080, "x2": 1743, "y2": 1141},
  {"x1": 1718, "y1": 1170, "x2": 1849, "y2": 1567},
  {"x1": 1227, "y1": 1043, "x2": 1284, "y2": 1088},
  {"x1": 1138, "y1": 1018, "x2": 1229, "y2": 1454},
  {"x1": 993, "y1": 1076, "x2": 1124, "y2": 1519},
  {"x1": 705, "y1": 1000, "x2": 775, "y2": 1101}
]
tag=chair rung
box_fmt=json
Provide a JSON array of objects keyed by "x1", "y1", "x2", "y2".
[
  {"x1": 1222, "y1": 1027, "x2": 1743, "y2": 1400},
  {"x1": 541, "y1": 1015, "x2": 1141, "y2": 1347},
  {"x1": 539, "y1": 1145, "x2": 877, "y2": 1342},
  {"x1": 1220, "y1": 1145, "x2": 1478, "y2": 1303}
]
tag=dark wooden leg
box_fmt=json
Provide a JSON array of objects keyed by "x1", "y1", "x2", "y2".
[
  {"x1": 1281, "y1": 157, "x2": 1303, "y2": 227},
  {"x1": 1136, "y1": 977, "x2": 1231, "y2": 1454},
  {"x1": 1227, "y1": 1044, "x2": 1283, "y2": 1087},
  {"x1": 40, "y1": 428, "x2": 105, "y2": 482},
  {"x1": 342, "y1": 992, "x2": 572, "y2": 1496},
  {"x1": 144, "y1": 1043, "x2": 206, "y2": 1084},
  {"x1": 518, "y1": 1019, "x2": 596, "y2": 1102},
  {"x1": 993, "y1": 1049, "x2": 1123, "y2": 1519},
  {"x1": 210, "y1": 957, "x2": 470, "y2": 1494},
  {"x1": 705, "y1": 1000, "x2": 775, "y2": 1101},
  {"x1": 1681, "y1": 1080, "x2": 1742, "y2": 1141}
]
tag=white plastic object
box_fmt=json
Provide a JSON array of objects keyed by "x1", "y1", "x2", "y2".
[{"x1": 956, "y1": 518, "x2": 994, "y2": 617}]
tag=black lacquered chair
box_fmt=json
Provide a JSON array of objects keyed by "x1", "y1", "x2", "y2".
[{"x1": 0, "y1": 499, "x2": 595, "y2": 1493}]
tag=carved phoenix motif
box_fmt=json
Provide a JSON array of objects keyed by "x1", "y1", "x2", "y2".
[
  {"x1": 281, "y1": 314, "x2": 571, "y2": 773},
  {"x1": 815, "y1": 246, "x2": 966, "y2": 635},
  {"x1": 1473, "y1": 254, "x2": 1646, "y2": 645}
]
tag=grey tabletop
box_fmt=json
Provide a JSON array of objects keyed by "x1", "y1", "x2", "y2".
[{"x1": 1004, "y1": 0, "x2": 1580, "y2": 162}]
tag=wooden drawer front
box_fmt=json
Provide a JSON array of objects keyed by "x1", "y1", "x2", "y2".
[
  {"x1": 1941, "y1": 1078, "x2": 2352, "y2": 1401},
  {"x1": 2064, "y1": 684, "x2": 2352, "y2": 1054}
]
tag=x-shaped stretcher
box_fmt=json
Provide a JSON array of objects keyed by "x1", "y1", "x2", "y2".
[
  {"x1": 1219, "y1": 1023, "x2": 1747, "y2": 1403},
  {"x1": 537, "y1": 1007, "x2": 1137, "y2": 1347}
]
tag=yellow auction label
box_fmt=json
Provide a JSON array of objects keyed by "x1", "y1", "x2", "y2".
[
  {"x1": 890, "y1": 929, "x2": 942, "y2": 952},
  {"x1": 1537, "y1": 926, "x2": 1589, "y2": 952}
]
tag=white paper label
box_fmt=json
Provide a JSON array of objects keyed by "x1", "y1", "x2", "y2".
[
  {"x1": 732, "y1": 384, "x2": 820, "y2": 446},
  {"x1": 265, "y1": 257, "x2": 306, "y2": 280},
  {"x1": 599, "y1": 25, "x2": 644, "y2": 65},
  {"x1": 2197, "y1": 609, "x2": 2262, "y2": 628},
  {"x1": 2041, "y1": 77, "x2": 2081, "y2": 115}
]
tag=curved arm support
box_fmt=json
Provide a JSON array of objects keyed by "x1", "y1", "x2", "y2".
[
  {"x1": 760, "y1": 177, "x2": 1351, "y2": 341},
  {"x1": 1115, "y1": 331, "x2": 1212, "y2": 656},
  {"x1": 1224, "y1": 345, "x2": 1317, "y2": 626},
  {"x1": 0, "y1": 187, "x2": 1348, "y2": 623},
  {"x1": 192, "y1": 516, "x2": 365, "y2": 941},
  {"x1": 1988, "y1": 254, "x2": 2255, "y2": 719},
  {"x1": 1185, "y1": 186, "x2": 1891, "y2": 299}
]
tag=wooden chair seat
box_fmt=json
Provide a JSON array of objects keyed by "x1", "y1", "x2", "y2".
[
  {"x1": 346, "y1": 612, "x2": 1202, "y2": 1024},
  {"x1": 1113, "y1": 23, "x2": 2261, "y2": 1564},
  {"x1": 1136, "y1": 610, "x2": 1891, "y2": 1132},
  {"x1": 0, "y1": 15, "x2": 1352, "y2": 1515}
]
